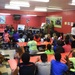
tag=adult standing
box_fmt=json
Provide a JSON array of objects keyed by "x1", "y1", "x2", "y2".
[{"x1": 71, "y1": 23, "x2": 75, "y2": 48}]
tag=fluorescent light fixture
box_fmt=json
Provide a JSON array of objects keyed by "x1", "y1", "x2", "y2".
[
  {"x1": 5, "y1": 4, "x2": 20, "y2": 10},
  {"x1": 26, "y1": 15, "x2": 37, "y2": 16},
  {"x1": 10, "y1": 1, "x2": 30, "y2": 7},
  {"x1": 34, "y1": 7, "x2": 47, "y2": 12},
  {"x1": 31, "y1": 0, "x2": 49, "y2": 2},
  {"x1": 69, "y1": 0, "x2": 75, "y2": 5},
  {"x1": 47, "y1": 8, "x2": 62, "y2": 10},
  {"x1": 72, "y1": 0, "x2": 75, "y2": 3},
  {"x1": 69, "y1": 3, "x2": 75, "y2": 5},
  {"x1": 0, "y1": 13, "x2": 11, "y2": 15}
]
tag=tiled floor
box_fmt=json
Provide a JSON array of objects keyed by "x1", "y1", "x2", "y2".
[{"x1": 0, "y1": 49, "x2": 15, "y2": 59}]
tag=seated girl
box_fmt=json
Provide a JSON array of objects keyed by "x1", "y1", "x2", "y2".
[
  {"x1": 18, "y1": 34, "x2": 25, "y2": 42},
  {"x1": 45, "y1": 44, "x2": 54, "y2": 54},
  {"x1": 34, "y1": 34, "x2": 41, "y2": 42}
]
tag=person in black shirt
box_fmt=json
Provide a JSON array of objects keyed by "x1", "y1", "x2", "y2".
[{"x1": 13, "y1": 53, "x2": 36, "y2": 75}]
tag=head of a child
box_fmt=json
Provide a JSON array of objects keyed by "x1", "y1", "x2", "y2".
[
  {"x1": 41, "y1": 54, "x2": 47, "y2": 62},
  {"x1": 30, "y1": 36, "x2": 34, "y2": 40},
  {"x1": 21, "y1": 53, "x2": 30, "y2": 64},
  {"x1": 47, "y1": 44, "x2": 51, "y2": 51},
  {"x1": 20, "y1": 34, "x2": 23, "y2": 38},
  {"x1": 54, "y1": 52, "x2": 61, "y2": 61},
  {"x1": 46, "y1": 38, "x2": 50, "y2": 42},
  {"x1": 65, "y1": 39, "x2": 69, "y2": 44},
  {"x1": 57, "y1": 40, "x2": 62, "y2": 46},
  {"x1": 4, "y1": 30, "x2": 7, "y2": 33},
  {"x1": 0, "y1": 54, "x2": 4, "y2": 64},
  {"x1": 16, "y1": 47, "x2": 24, "y2": 57},
  {"x1": 35, "y1": 34, "x2": 39, "y2": 39},
  {"x1": 47, "y1": 34, "x2": 51, "y2": 38},
  {"x1": 72, "y1": 51, "x2": 75, "y2": 57}
]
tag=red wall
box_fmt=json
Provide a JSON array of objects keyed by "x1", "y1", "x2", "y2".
[
  {"x1": 20, "y1": 16, "x2": 46, "y2": 28},
  {"x1": 0, "y1": 9, "x2": 47, "y2": 30},
  {"x1": 47, "y1": 10, "x2": 75, "y2": 34},
  {"x1": 1, "y1": 9, "x2": 75, "y2": 33},
  {"x1": 0, "y1": 15, "x2": 46, "y2": 30}
]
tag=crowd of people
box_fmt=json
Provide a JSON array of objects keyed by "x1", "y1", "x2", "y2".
[{"x1": 0, "y1": 23, "x2": 75, "y2": 75}]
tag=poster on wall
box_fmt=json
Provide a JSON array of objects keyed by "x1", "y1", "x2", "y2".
[
  {"x1": 17, "y1": 24, "x2": 25, "y2": 30},
  {"x1": 64, "y1": 22, "x2": 67, "y2": 25},
  {"x1": 0, "y1": 16, "x2": 5, "y2": 24},
  {"x1": 46, "y1": 16, "x2": 62, "y2": 28},
  {"x1": 71, "y1": 22, "x2": 73, "y2": 26}
]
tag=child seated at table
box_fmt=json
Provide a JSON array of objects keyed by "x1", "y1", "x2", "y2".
[
  {"x1": 35, "y1": 54, "x2": 51, "y2": 75},
  {"x1": 45, "y1": 44, "x2": 54, "y2": 54},
  {"x1": 27, "y1": 36, "x2": 38, "y2": 54},
  {"x1": 13, "y1": 53, "x2": 36, "y2": 75},
  {"x1": 3, "y1": 30, "x2": 10, "y2": 49},
  {"x1": 18, "y1": 33, "x2": 25, "y2": 42},
  {"x1": 34, "y1": 34, "x2": 41, "y2": 42}
]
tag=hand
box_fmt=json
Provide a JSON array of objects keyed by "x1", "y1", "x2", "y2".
[
  {"x1": 36, "y1": 57, "x2": 40, "y2": 62},
  {"x1": 65, "y1": 55, "x2": 69, "y2": 61},
  {"x1": 70, "y1": 50, "x2": 73, "y2": 53}
]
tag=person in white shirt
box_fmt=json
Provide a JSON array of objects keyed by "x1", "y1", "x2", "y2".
[
  {"x1": 18, "y1": 34, "x2": 25, "y2": 42},
  {"x1": 35, "y1": 54, "x2": 51, "y2": 75},
  {"x1": 71, "y1": 23, "x2": 75, "y2": 48}
]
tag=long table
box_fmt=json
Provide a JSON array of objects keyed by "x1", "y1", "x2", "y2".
[
  {"x1": 17, "y1": 42, "x2": 48, "y2": 47},
  {"x1": 17, "y1": 42, "x2": 47, "y2": 52}
]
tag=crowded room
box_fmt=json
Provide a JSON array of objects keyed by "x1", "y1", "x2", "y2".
[{"x1": 0, "y1": 0, "x2": 75, "y2": 75}]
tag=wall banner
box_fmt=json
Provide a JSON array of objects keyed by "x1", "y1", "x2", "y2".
[
  {"x1": 46, "y1": 16, "x2": 62, "y2": 28},
  {"x1": 0, "y1": 16, "x2": 6, "y2": 24}
]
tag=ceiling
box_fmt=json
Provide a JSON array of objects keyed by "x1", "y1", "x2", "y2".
[{"x1": 0, "y1": 0, "x2": 74, "y2": 12}]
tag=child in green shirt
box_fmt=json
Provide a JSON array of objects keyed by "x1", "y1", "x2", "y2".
[{"x1": 45, "y1": 44, "x2": 54, "y2": 54}]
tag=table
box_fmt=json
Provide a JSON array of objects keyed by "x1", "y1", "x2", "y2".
[
  {"x1": 17, "y1": 42, "x2": 47, "y2": 52},
  {"x1": 17, "y1": 42, "x2": 47, "y2": 47},
  {"x1": 17, "y1": 42, "x2": 27, "y2": 47}
]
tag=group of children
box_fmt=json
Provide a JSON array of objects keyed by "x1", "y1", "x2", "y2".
[
  {"x1": 0, "y1": 25, "x2": 75, "y2": 75},
  {"x1": 0, "y1": 24, "x2": 74, "y2": 55}
]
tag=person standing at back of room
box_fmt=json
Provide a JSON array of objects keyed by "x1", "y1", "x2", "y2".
[{"x1": 71, "y1": 23, "x2": 75, "y2": 48}]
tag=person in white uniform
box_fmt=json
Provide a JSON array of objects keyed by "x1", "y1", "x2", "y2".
[{"x1": 71, "y1": 23, "x2": 75, "y2": 48}]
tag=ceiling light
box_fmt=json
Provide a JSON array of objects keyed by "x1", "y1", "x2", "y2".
[
  {"x1": 34, "y1": 7, "x2": 47, "y2": 12},
  {"x1": 72, "y1": 0, "x2": 75, "y2": 3},
  {"x1": 10, "y1": 1, "x2": 30, "y2": 7},
  {"x1": 47, "y1": 8, "x2": 62, "y2": 10},
  {"x1": 69, "y1": 3, "x2": 75, "y2": 5},
  {"x1": 26, "y1": 15, "x2": 37, "y2": 16},
  {"x1": 5, "y1": 4, "x2": 20, "y2": 10},
  {"x1": 31, "y1": 0, "x2": 49, "y2": 2},
  {"x1": 0, "y1": 13, "x2": 11, "y2": 15}
]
